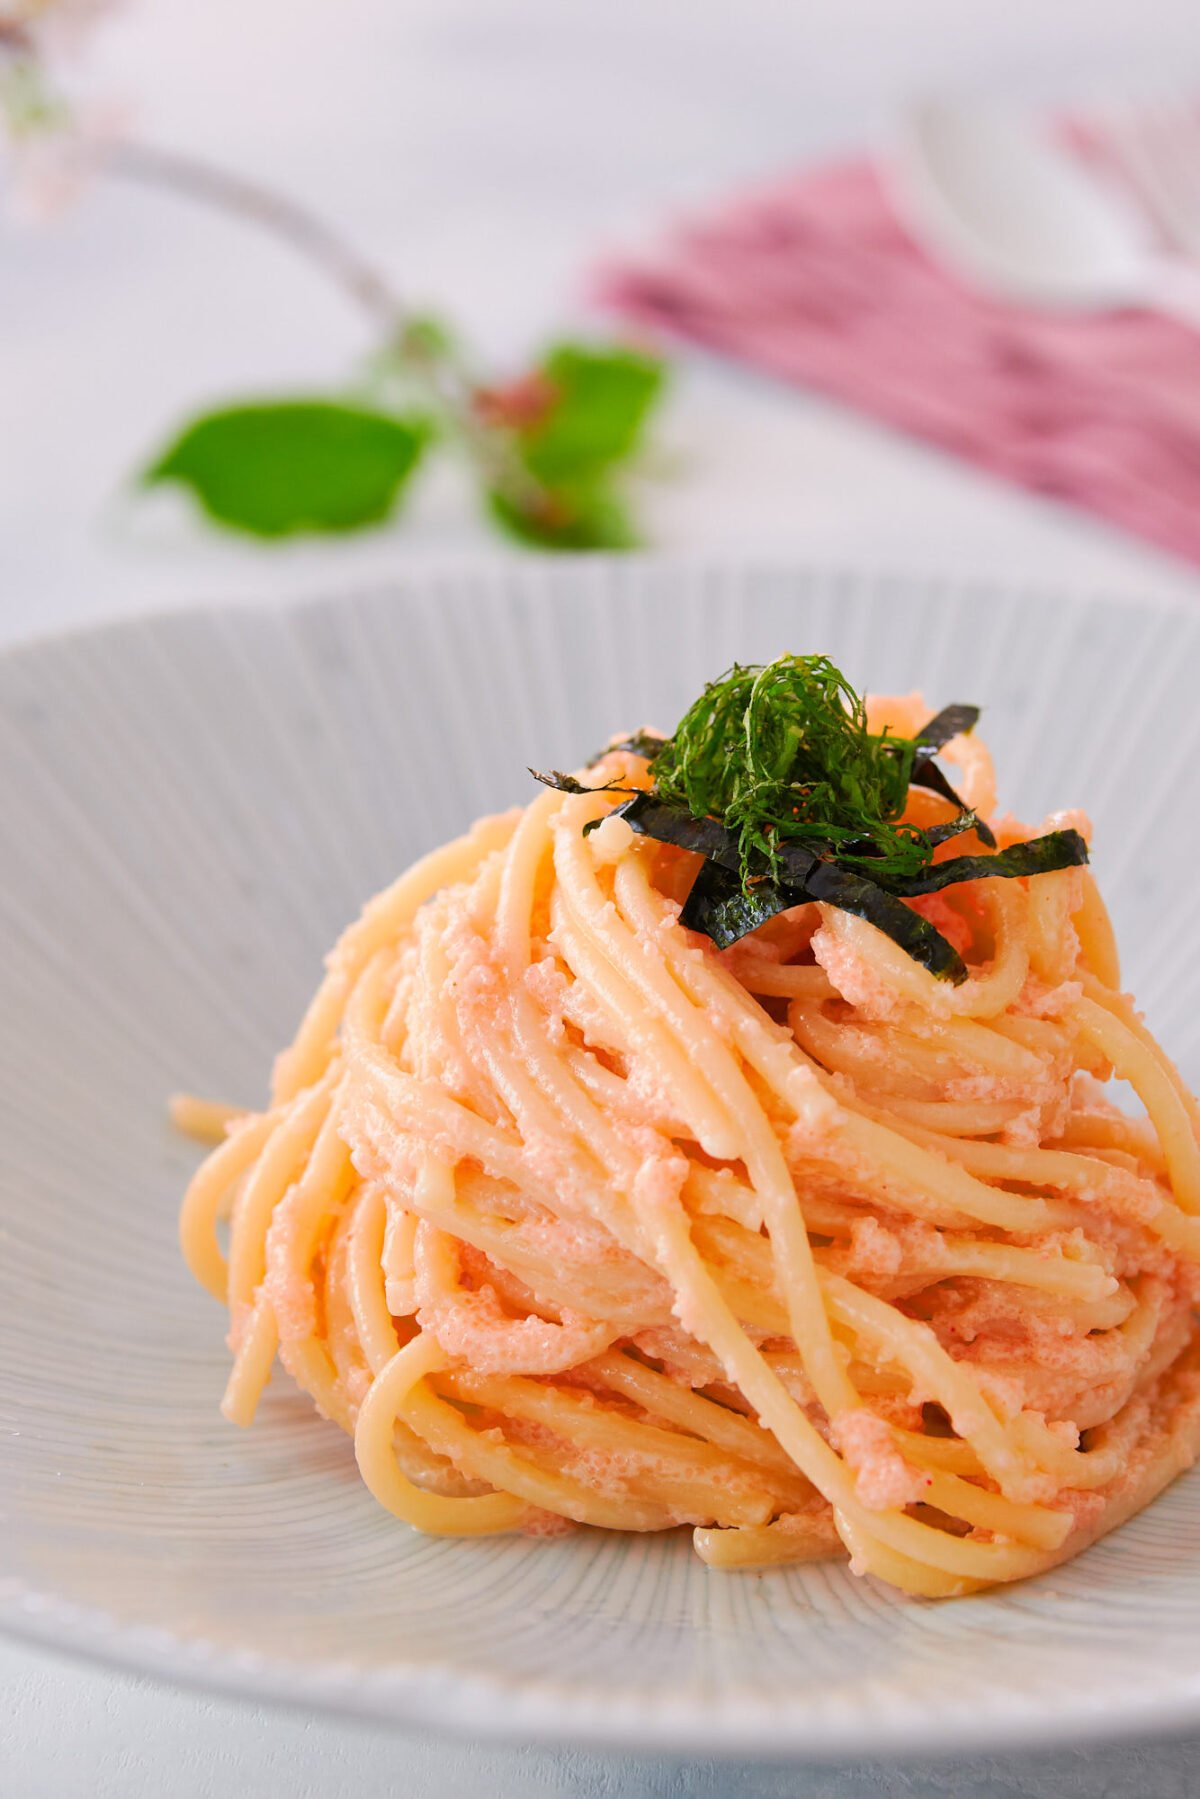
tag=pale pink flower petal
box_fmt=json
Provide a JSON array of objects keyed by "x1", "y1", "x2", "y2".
[
  {"x1": 4, "y1": 96, "x2": 128, "y2": 219},
  {"x1": 1, "y1": 0, "x2": 122, "y2": 59}
]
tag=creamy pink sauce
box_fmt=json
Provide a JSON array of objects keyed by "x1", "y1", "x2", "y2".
[
  {"x1": 413, "y1": 1246, "x2": 611, "y2": 1376},
  {"x1": 810, "y1": 923, "x2": 902, "y2": 1018},
  {"x1": 905, "y1": 892, "x2": 976, "y2": 958},
  {"x1": 314, "y1": 747, "x2": 1200, "y2": 1557},
  {"x1": 836, "y1": 1408, "x2": 931, "y2": 1510}
]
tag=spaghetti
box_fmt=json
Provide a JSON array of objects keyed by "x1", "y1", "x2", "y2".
[{"x1": 178, "y1": 684, "x2": 1200, "y2": 1597}]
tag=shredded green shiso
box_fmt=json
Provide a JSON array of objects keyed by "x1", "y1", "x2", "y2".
[
  {"x1": 531, "y1": 653, "x2": 1088, "y2": 982},
  {"x1": 653, "y1": 656, "x2": 938, "y2": 883}
]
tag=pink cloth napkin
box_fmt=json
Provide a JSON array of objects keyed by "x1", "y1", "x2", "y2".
[{"x1": 598, "y1": 157, "x2": 1200, "y2": 566}]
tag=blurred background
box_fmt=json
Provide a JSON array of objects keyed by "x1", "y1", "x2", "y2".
[{"x1": 6, "y1": 0, "x2": 1200, "y2": 633}]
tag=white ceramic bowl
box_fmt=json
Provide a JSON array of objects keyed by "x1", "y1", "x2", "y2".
[{"x1": 3, "y1": 563, "x2": 1200, "y2": 1758}]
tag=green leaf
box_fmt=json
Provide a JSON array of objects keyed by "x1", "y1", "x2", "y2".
[
  {"x1": 143, "y1": 400, "x2": 430, "y2": 538},
  {"x1": 487, "y1": 484, "x2": 639, "y2": 551},
  {"x1": 477, "y1": 340, "x2": 665, "y2": 551},
  {"x1": 520, "y1": 344, "x2": 665, "y2": 485}
]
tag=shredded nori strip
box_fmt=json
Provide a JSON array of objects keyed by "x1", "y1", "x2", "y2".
[
  {"x1": 910, "y1": 705, "x2": 996, "y2": 846},
  {"x1": 616, "y1": 789, "x2": 744, "y2": 867},
  {"x1": 925, "y1": 811, "x2": 981, "y2": 847},
  {"x1": 915, "y1": 704, "x2": 980, "y2": 753},
  {"x1": 910, "y1": 756, "x2": 997, "y2": 847},
  {"x1": 592, "y1": 730, "x2": 666, "y2": 764},
  {"x1": 679, "y1": 860, "x2": 796, "y2": 945},
  {"x1": 795, "y1": 861, "x2": 968, "y2": 982},
  {"x1": 877, "y1": 830, "x2": 1089, "y2": 897},
  {"x1": 529, "y1": 768, "x2": 632, "y2": 797},
  {"x1": 679, "y1": 853, "x2": 969, "y2": 980},
  {"x1": 560, "y1": 781, "x2": 1084, "y2": 970},
  {"x1": 615, "y1": 787, "x2": 1082, "y2": 973}
]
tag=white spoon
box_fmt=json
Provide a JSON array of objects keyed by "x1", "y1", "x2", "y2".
[{"x1": 891, "y1": 98, "x2": 1200, "y2": 328}]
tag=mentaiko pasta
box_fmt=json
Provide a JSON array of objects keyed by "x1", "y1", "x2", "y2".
[{"x1": 178, "y1": 678, "x2": 1200, "y2": 1598}]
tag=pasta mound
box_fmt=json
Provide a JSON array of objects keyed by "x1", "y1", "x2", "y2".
[{"x1": 179, "y1": 697, "x2": 1200, "y2": 1598}]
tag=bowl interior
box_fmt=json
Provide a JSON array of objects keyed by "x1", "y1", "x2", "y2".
[{"x1": 4, "y1": 564, "x2": 1200, "y2": 1754}]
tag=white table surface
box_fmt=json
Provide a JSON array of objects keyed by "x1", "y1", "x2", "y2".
[{"x1": 5, "y1": 1, "x2": 1200, "y2": 1792}]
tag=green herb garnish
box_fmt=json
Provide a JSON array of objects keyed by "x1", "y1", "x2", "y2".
[
  {"x1": 650, "y1": 656, "x2": 949, "y2": 885},
  {"x1": 535, "y1": 653, "x2": 1089, "y2": 980}
]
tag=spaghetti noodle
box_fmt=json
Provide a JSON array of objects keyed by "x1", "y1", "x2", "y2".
[{"x1": 178, "y1": 682, "x2": 1200, "y2": 1597}]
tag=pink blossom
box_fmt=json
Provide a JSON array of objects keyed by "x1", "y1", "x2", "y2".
[
  {"x1": 4, "y1": 95, "x2": 128, "y2": 220},
  {"x1": 1, "y1": 1, "x2": 122, "y2": 60},
  {"x1": 1, "y1": 0, "x2": 129, "y2": 222}
]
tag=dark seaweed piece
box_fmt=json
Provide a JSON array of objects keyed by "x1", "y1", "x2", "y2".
[
  {"x1": 781, "y1": 810, "x2": 976, "y2": 869},
  {"x1": 915, "y1": 705, "x2": 980, "y2": 753},
  {"x1": 910, "y1": 755, "x2": 997, "y2": 847},
  {"x1": 621, "y1": 792, "x2": 825, "y2": 891},
  {"x1": 529, "y1": 768, "x2": 633, "y2": 796},
  {"x1": 680, "y1": 849, "x2": 968, "y2": 977},
  {"x1": 616, "y1": 789, "x2": 745, "y2": 868},
  {"x1": 591, "y1": 729, "x2": 667, "y2": 764},
  {"x1": 879, "y1": 829, "x2": 1089, "y2": 897},
  {"x1": 925, "y1": 811, "x2": 981, "y2": 847},
  {"x1": 797, "y1": 861, "x2": 968, "y2": 982},
  {"x1": 615, "y1": 790, "x2": 968, "y2": 978},
  {"x1": 772, "y1": 839, "x2": 823, "y2": 884},
  {"x1": 679, "y1": 860, "x2": 800, "y2": 946}
]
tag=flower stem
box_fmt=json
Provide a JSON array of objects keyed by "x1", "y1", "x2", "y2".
[
  {"x1": 104, "y1": 140, "x2": 403, "y2": 330},
  {"x1": 101, "y1": 138, "x2": 552, "y2": 519}
]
